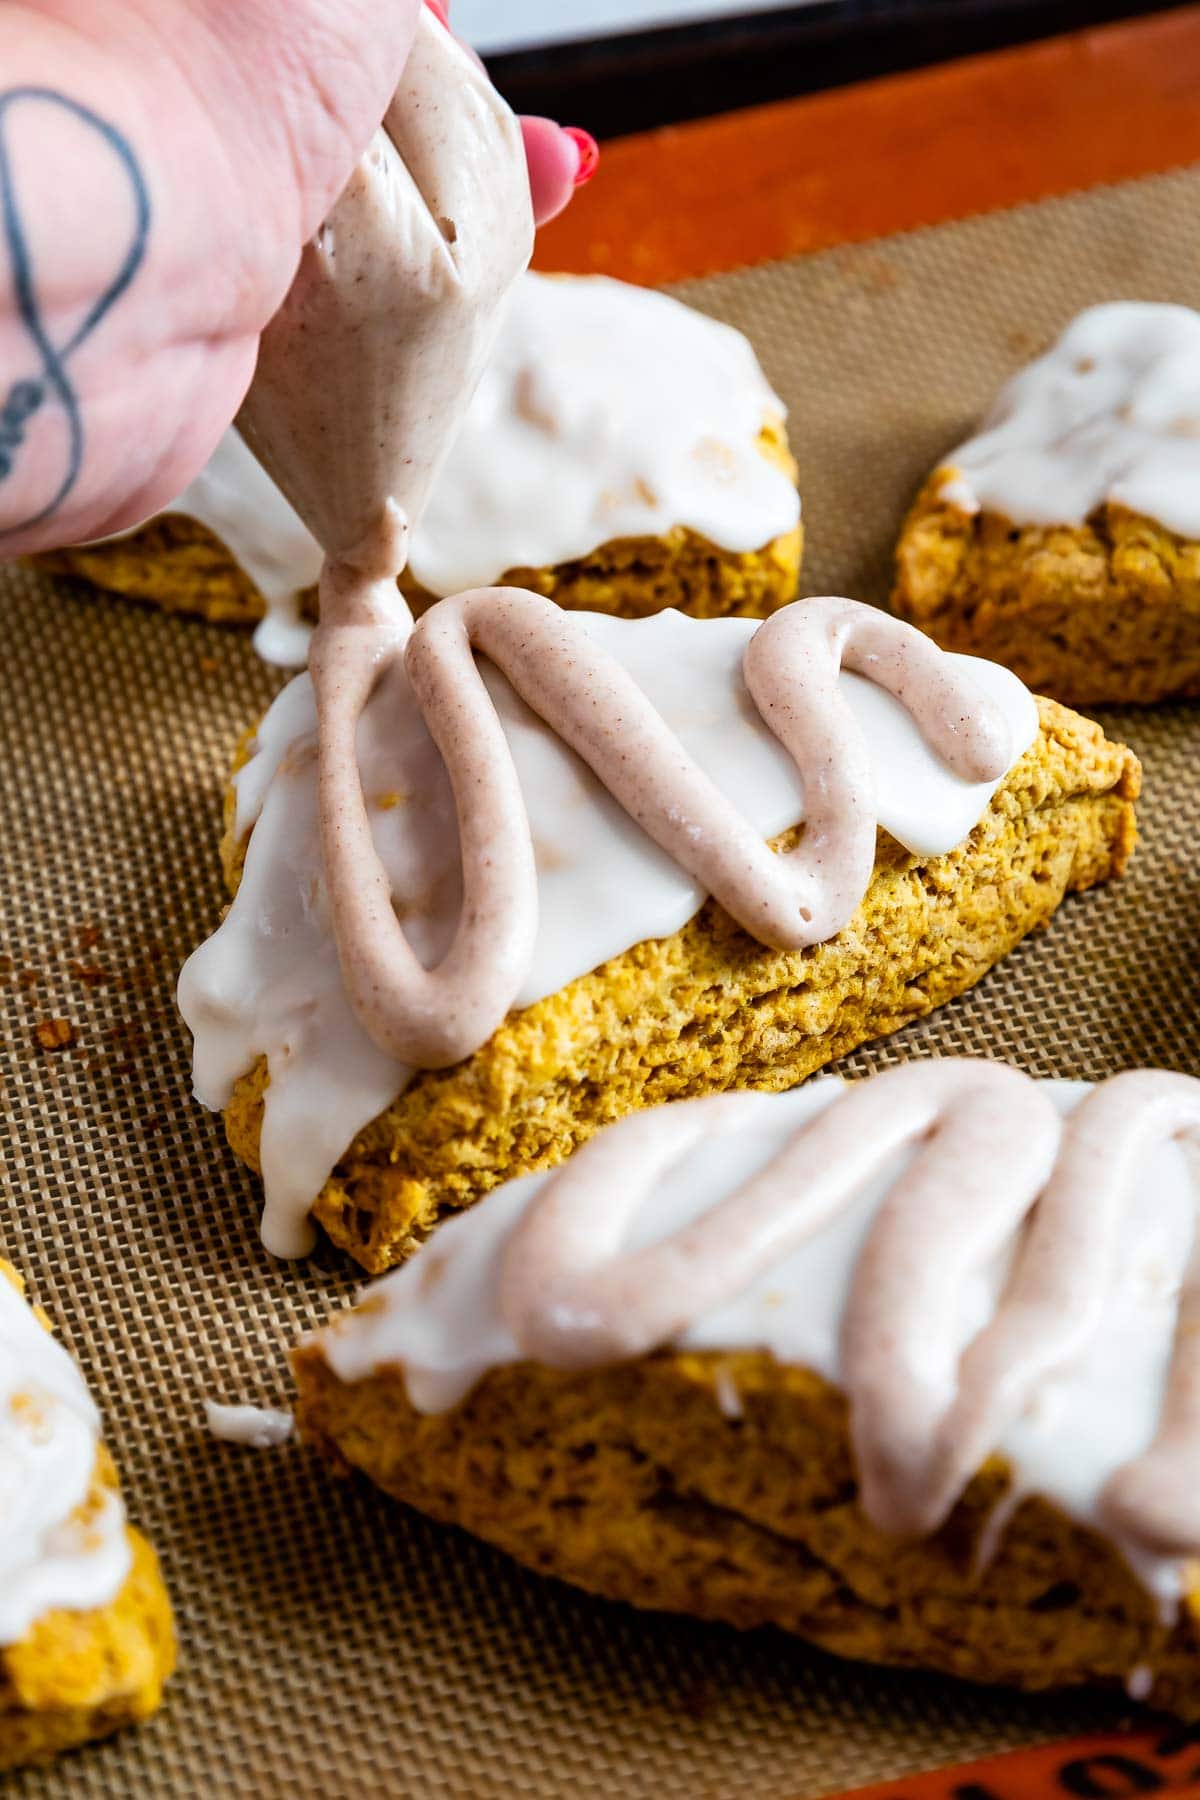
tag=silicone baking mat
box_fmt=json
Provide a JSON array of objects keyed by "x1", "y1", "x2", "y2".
[{"x1": 4, "y1": 165, "x2": 1200, "y2": 1799}]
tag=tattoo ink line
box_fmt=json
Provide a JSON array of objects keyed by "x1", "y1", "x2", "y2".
[{"x1": 0, "y1": 88, "x2": 150, "y2": 532}]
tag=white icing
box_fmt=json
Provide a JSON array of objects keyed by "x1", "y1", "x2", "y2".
[
  {"x1": 251, "y1": 594, "x2": 314, "y2": 670},
  {"x1": 939, "y1": 302, "x2": 1200, "y2": 538},
  {"x1": 160, "y1": 430, "x2": 323, "y2": 668},
  {"x1": 178, "y1": 605, "x2": 1036, "y2": 1257},
  {"x1": 408, "y1": 272, "x2": 799, "y2": 593},
  {"x1": 204, "y1": 1400, "x2": 294, "y2": 1449},
  {"x1": 0, "y1": 1273, "x2": 130, "y2": 1644},
  {"x1": 312, "y1": 1075, "x2": 1198, "y2": 1600},
  {"x1": 121, "y1": 273, "x2": 798, "y2": 667}
]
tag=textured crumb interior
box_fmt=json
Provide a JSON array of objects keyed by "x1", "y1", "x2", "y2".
[
  {"x1": 893, "y1": 474, "x2": 1200, "y2": 706},
  {"x1": 223, "y1": 696, "x2": 1138, "y2": 1273}
]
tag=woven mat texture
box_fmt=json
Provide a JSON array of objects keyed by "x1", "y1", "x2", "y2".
[{"x1": 4, "y1": 167, "x2": 1200, "y2": 1798}]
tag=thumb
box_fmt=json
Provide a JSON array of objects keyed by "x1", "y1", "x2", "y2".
[
  {"x1": 421, "y1": 3, "x2": 598, "y2": 226},
  {"x1": 520, "y1": 118, "x2": 599, "y2": 225}
]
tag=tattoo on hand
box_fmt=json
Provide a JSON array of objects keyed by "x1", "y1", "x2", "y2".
[{"x1": 0, "y1": 89, "x2": 150, "y2": 532}]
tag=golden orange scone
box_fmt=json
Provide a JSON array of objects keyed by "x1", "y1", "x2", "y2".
[
  {"x1": 38, "y1": 428, "x2": 799, "y2": 631},
  {"x1": 37, "y1": 273, "x2": 802, "y2": 647},
  {"x1": 294, "y1": 1066, "x2": 1200, "y2": 1713},
  {"x1": 401, "y1": 418, "x2": 800, "y2": 622},
  {"x1": 213, "y1": 682, "x2": 1137, "y2": 1273},
  {"x1": 296, "y1": 1353, "x2": 1200, "y2": 1710},
  {"x1": 892, "y1": 303, "x2": 1200, "y2": 707},
  {"x1": 0, "y1": 1263, "x2": 174, "y2": 1770},
  {"x1": 37, "y1": 512, "x2": 281, "y2": 631},
  {"x1": 894, "y1": 481, "x2": 1200, "y2": 708}
]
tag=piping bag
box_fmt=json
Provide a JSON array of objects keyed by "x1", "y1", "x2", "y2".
[{"x1": 236, "y1": 4, "x2": 534, "y2": 603}]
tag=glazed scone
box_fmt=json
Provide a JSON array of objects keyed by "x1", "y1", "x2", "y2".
[
  {"x1": 179, "y1": 598, "x2": 1138, "y2": 1274},
  {"x1": 38, "y1": 273, "x2": 802, "y2": 663},
  {"x1": 294, "y1": 1066, "x2": 1200, "y2": 1714},
  {"x1": 893, "y1": 303, "x2": 1200, "y2": 707},
  {"x1": 0, "y1": 1262, "x2": 174, "y2": 1770}
]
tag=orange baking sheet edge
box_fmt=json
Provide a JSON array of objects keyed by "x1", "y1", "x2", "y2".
[
  {"x1": 825, "y1": 1724, "x2": 1200, "y2": 1799},
  {"x1": 535, "y1": 5, "x2": 1200, "y2": 286}
]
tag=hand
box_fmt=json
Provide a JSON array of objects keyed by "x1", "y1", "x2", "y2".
[{"x1": 0, "y1": 0, "x2": 595, "y2": 554}]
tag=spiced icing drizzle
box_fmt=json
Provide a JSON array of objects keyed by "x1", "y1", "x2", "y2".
[
  {"x1": 179, "y1": 600, "x2": 1035, "y2": 1256},
  {"x1": 314, "y1": 1062, "x2": 1200, "y2": 1589},
  {"x1": 312, "y1": 584, "x2": 1012, "y2": 1070}
]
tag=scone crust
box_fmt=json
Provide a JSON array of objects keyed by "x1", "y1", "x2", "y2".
[
  {"x1": 293, "y1": 1343, "x2": 1200, "y2": 1712},
  {"x1": 222, "y1": 697, "x2": 1138, "y2": 1272},
  {"x1": 893, "y1": 472, "x2": 1200, "y2": 706},
  {"x1": 0, "y1": 1469, "x2": 175, "y2": 1771},
  {"x1": 35, "y1": 423, "x2": 800, "y2": 628},
  {"x1": 36, "y1": 513, "x2": 276, "y2": 628},
  {"x1": 0, "y1": 1265, "x2": 174, "y2": 1770}
]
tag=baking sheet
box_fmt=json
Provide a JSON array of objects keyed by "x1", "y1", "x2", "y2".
[{"x1": 4, "y1": 165, "x2": 1200, "y2": 1797}]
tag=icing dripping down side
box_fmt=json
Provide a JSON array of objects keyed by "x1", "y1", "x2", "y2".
[
  {"x1": 178, "y1": 604, "x2": 1036, "y2": 1258},
  {"x1": 311, "y1": 1063, "x2": 1200, "y2": 1600},
  {"x1": 937, "y1": 302, "x2": 1200, "y2": 538},
  {"x1": 0, "y1": 1268, "x2": 130, "y2": 1645},
  {"x1": 157, "y1": 431, "x2": 322, "y2": 667}
]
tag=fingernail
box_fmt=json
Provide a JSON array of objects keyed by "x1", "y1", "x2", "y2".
[
  {"x1": 425, "y1": 0, "x2": 451, "y2": 25},
  {"x1": 563, "y1": 126, "x2": 599, "y2": 186}
]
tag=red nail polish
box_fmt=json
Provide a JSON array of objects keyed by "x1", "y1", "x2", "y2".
[
  {"x1": 425, "y1": 0, "x2": 451, "y2": 26},
  {"x1": 563, "y1": 126, "x2": 599, "y2": 186}
]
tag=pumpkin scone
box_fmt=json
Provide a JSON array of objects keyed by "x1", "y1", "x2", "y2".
[
  {"x1": 178, "y1": 593, "x2": 1138, "y2": 1274},
  {"x1": 0, "y1": 1262, "x2": 174, "y2": 1771},
  {"x1": 294, "y1": 1062, "x2": 1200, "y2": 1715},
  {"x1": 38, "y1": 273, "x2": 801, "y2": 665},
  {"x1": 893, "y1": 303, "x2": 1200, "y2": 707}
]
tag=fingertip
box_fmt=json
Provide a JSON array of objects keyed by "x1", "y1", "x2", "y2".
[
  {"x1": 521, "y1": 116, "x2": 599, "y2": 226},
  {"x1": 563, "y1": 126, "x2": 599, "y2": 186}
]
